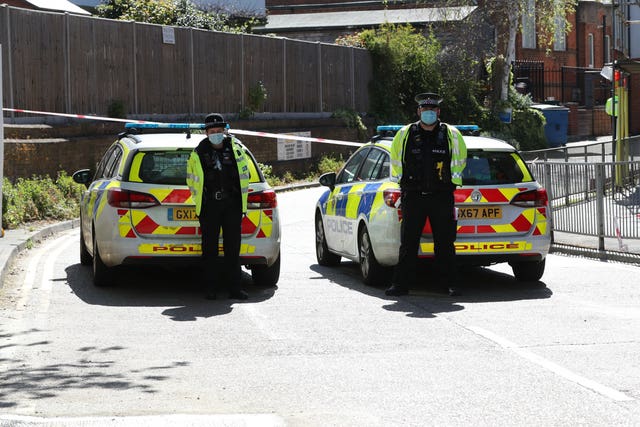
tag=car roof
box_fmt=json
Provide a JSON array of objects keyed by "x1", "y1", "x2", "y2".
[
  {"x1": 369, "y1": 134, "x2": 517, "y2": 153},
  {"x1": 120, "y1": 133, "x2": 203, "y2": 150}
]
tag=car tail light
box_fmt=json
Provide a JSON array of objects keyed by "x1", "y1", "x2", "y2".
[
  {"x1": 383, "y1": 188, "x2": 401, "y2": 208},
  {"x1": 107, "y1": 188, "x2": 160, "y2": 208},
  {"x1": 511, "y1": 188, "x2": 548, "y2": 208},
  {"x1": 247, "y1": 189, "x2": 277, "y2": 209}
]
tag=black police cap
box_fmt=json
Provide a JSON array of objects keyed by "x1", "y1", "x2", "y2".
[
  {"x1": 415, "y1": 92, "x2": 443, "y2": 107},
  {"x1": 204, "y1": 113, "x2": 228, "y2": 129}
]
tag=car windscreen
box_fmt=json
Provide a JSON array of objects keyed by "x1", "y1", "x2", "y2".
[
  {"x1": 129, "y1": 149, "x2": 263, "y2": 185},
  {"x1": 462, "y1": 150, "x2": 532, "y2": 185}
]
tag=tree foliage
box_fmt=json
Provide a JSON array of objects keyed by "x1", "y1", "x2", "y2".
[
  {"x1": 96, "y1": 0, "x2": 259, "y2": 33},
  {"x1": 358, "y1": 24, "x2": 443, "y2": 123}
]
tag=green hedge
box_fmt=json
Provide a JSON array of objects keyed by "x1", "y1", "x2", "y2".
[{"x1": 2, "y1": 172, "x2": 85, "y2": 230}]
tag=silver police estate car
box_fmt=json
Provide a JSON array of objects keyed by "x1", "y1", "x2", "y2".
[
  {"x1": 315, "y1": 125, "x2": 551, "y2": 286},
  {"x1": 73, "y1": 123, "x2": 281, "y2": 287}
]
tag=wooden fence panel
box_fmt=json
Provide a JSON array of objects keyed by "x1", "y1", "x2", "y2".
[
  {"x1": 285, "y1": 39, "x2": 320, "y2": 112},
  {"x1": 134, "y1": 23, "x2": 193, "y2": 114},
  {"x1": 192, "y1": 30, "x2": 244, "y2": 115},
  {"x1": 1, "y1": 5, "x2": 372, "y2": 118},
  {"x1": 9, "y1": 8, "x2": 66, "y2": 113},
  {"x1": 243, "y1": 34, "x2": 284, "y2": 114},
  {"x1": 67, "y1": 16, "x2": 137, "y2": 115},
  {"x1": 354, "y1": 49, "x2": 371, "y2": 112},
  {"x1": 321, "y1": 44, "x2": 353, "y2": 111}
]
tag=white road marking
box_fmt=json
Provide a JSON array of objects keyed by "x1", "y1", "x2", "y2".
[
  {"x1": 37, "y1": 231, "x2": 77, "y2": 313},
  {"x1": 468, "y1": 325, "x2": 634, "y2": 402}
]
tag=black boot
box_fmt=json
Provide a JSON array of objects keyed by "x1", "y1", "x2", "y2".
[{"x1": 385, "y1": 284, "x2": 409, "y2": 296}]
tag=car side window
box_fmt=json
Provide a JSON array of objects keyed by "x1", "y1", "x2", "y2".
[
  {"x1": 371, "y1": 151, "x2": 390, "y2": 180},
  {"x1": 336, "y1": 148, "x2": 370, "y2": 184},
  {"x1": 94, "y1": 145, "x2": 117, "y2": 180},
  {"x1": 357, "y1": 149, "x2": 385, "y2": 181},
  {"x1": 103, "y1": 146, "x2": 123, "y2": 179}
]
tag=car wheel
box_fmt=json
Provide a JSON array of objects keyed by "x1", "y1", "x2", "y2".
[
  {"x1": 358, "y1": 225, "x2": 390, "y2": 286},
  {"x1": 511, "y1": 259, "x2": 546, "y2": 282},
  {"x1": 315, "y1": 212, "x2": 341, "y2": 266},
  {"x1": 92, "y1": 230, "x2": 113, "y2": 287},
  {"x1": 251, "y1": 253, "x2": 281, "y2": 287},
  {"x1": 79, "y1": 218, "x2": 92, "y2": 266}
]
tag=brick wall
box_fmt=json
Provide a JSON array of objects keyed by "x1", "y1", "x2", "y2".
[{"x1": 2, "y1": 118, "x2": 371, "y2": 180}]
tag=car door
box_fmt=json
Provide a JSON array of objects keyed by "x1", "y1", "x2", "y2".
[
  {"x1": 82, "y1": 143, "x2": 123, "y2": 248},
  {"x1": 323, "y1": 147, "x2": 370, "y2": 253},
  {"x1": 342, "y1": 147, "x2": 387, "y2": 256}
]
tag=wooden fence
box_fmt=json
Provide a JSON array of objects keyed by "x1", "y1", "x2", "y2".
[{"x1": 0, "y1": 4, "x2": 372, "y2": 118}]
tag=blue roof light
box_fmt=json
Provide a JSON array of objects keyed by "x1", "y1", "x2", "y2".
[
  {"x1": 124, "y1": 123, "x2": 206, "y2": 130},
  {"x1": 376, "y1": 125, "x2": 404, "y2": 132}
]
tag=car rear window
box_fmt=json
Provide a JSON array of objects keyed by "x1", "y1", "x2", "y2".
[
  {"x1": 129, "y1": 149, "x2": 262, "y2": 185},
  {"x1": 462, "y1": 150, "x2": 530, "y2": 185}
]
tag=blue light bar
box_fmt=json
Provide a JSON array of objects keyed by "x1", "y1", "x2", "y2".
[
  {"x1": 376, "y1": 124, "x2": 480, "y2": 134},
  {"x1": 124, "y1": 123, "x2": 205, "y2": 130},
  {"x1": 454, "y1": 124, "x2": 480, "y2": 132},
  {"x1": 376, "y1": 125, "x2": 404, "y2": 132}
]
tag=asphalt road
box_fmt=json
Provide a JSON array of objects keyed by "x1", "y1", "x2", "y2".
[{"x1": 0, "y1": 187, "x2": 639, "y2": 426}]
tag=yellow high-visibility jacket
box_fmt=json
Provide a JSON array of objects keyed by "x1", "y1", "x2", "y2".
[
  {"x1": 186, "y1": 136, "x2": 250, "y2": 215},
  {"x1": 390, "y1": 122, "x2": 467, "y2": 187}
]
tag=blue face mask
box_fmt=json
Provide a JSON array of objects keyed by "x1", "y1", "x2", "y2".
[
  {"x1": 420, "y1": 110, "x2": 438, "y2": 125},
  {"x1": 208, "y1": 133, "x2": 225, "y2": 146}
]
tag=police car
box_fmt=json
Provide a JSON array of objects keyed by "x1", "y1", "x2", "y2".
[
  {"x1": 315, "y1": 125, "x2": 551, "y2": 285},
  {"x1": 73, "y1": 123, "x2": 281, "y2": 287}
]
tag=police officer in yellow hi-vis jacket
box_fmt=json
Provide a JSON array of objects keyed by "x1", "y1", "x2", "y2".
[
  {"x1": 385, "y1": 93, "x2": 467, "y2": 297},
  {"x1": 186, "y1": 114, "x2": 251, "y2": 300}
]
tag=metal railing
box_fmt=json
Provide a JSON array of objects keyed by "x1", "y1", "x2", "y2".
[{"x1": 524, "y1": 137, "x2": 640, "y2": 264}]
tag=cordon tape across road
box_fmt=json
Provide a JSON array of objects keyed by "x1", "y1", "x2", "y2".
[{"x1": 2, "y1": 107, "x2": 364, "y2": 147}]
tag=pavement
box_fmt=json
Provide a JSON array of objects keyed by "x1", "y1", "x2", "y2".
[{"x1": 0, "y1": 219, "x2": 80, "y2": 289}]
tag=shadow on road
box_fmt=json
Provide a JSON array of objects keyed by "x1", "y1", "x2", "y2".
[
  {"x1": 310, "y1": 261, "x2": 552, "y2": 318},
  {"x1": 0, "y1": 327, "x2": 186, "y2": 409},
  {"x1": 64, "y1": 263, "x2": 277, "y2": 321}
]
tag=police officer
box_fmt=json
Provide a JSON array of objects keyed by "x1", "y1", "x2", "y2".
[
  {"x1": 186, "y1": 113, "x2": 251, "y2": 300},
  {"x1": 385, "y1": 93, "x2": 467, "y2": 297}
]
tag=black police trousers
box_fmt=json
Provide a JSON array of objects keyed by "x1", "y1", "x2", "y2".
[
  {"x1": 391, "y1": 190, "x2": 458, "y2": 288},
  {"x1": 198, "y1": 194, "x2": 243, "y2": 294}
]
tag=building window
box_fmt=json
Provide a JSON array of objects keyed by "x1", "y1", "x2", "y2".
[
  {"x1": 588, "y1": 33, "x2": 594, "y2": 68},
  {"x1": 553, "y1": 8, "x2": 566, "y2": 51},
  {"x1": 604, "y1": 35, "x2": 611, "y2": 64},
  {"x1": 522, "y1": 0, "x2": 536, "y2": 49}
]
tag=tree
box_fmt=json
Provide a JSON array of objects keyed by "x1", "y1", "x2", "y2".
[
  {"x1": 96, "y1": 0, "x2": 260, "y2": 33},
  {"x1": 473, "y1": 0, "x2": 577, "y2": 103}
]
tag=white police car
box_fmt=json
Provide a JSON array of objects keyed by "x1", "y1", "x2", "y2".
[
  {"x1": 73, "y1": 123, "x2": 281, "y2": 287},
  {"x1": 315, "y1": 125, "x2": 551, "y2": 285}
]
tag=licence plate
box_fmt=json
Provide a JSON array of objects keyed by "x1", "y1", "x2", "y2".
[
  {"x1": 458, "y1": 206, "x2": 502, "y2": 219},
  {"x1": 168, "y1": 207, "x2": 197, "y2": 221}
]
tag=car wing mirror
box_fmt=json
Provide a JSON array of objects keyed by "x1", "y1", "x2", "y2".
[
  {"x1": 72, "y1": 169, "x2": 92, "y2": 188},
  {"x1": 319, "y1": 172, "x2": 336, "y2": 191}
]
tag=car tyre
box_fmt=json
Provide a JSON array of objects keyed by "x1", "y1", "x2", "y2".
[
  {"x1": 511, "y1": 259, "x2": 546, "y2": 282},
  {"x1": 358, "y1": 225, "x2": 390, "y2": 286},
  {"x1": 79, "y1": 218, "x2": 92, "y2": 266},
  {"x1": 315, "y1": 212, "x2": 341, "y2": 266},
  {"x1": 92, "y1": 230, "x2": 113, "y2": 287},
  {"x1": 251, "y1": 253, "x2": 281, "y2": 287}
]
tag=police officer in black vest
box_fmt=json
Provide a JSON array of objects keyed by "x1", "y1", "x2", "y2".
[
  {"x1": 186, "y1": 114, "x2": 250, "y2": 300},
  {"x1": 385, "y1": 93, "x2": 467, "y2": 297}
]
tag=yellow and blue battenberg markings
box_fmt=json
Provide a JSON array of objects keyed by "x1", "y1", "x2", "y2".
[{"x1": 320, "y1": 181, "x2": 396, "y2": 222}]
